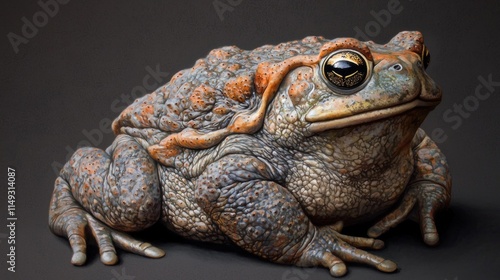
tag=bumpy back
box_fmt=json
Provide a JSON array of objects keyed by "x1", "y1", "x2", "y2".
[{"x1": 112, "y1": 36, "x2": 329, "y2": 139}]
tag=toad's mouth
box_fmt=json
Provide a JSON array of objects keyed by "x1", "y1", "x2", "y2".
[{"x1": 306, "y1": 99, "x2": 440, "y2": 133}]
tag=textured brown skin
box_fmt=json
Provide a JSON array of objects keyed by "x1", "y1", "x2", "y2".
[{"x1": 49, "y1": 31, "x2": 451, "y2": 277}]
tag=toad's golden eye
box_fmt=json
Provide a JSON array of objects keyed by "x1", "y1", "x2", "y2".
[
  {"x1": 421, "y1": 45, "x2": 430, "y2": 69},
  {"x1": 320, "y1": 49, "x2": 372, "y2": 94}
]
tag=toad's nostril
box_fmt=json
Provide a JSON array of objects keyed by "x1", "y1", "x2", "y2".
[{"x1": 391, "y1": 64, "x2": 403, "y2": 71}]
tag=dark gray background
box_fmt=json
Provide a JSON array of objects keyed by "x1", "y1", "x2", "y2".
[{"x1": 1, "y1": 0, "x2": 499, "y2": 279}]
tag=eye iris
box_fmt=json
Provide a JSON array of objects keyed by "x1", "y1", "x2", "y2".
[{"x1": 323, "y1": 51, "x2": 368, "y2": 89}]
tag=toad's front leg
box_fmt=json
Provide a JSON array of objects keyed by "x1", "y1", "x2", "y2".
[
  {"x1": 368, "y1": 128, "x2": 452, "y2": 245},
  {"x1": 195, "y1": 155, "x2": 397, "y2": 277}
]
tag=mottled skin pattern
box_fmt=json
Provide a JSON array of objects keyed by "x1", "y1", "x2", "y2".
[{"x1": 49, "y1": 31, "x2": 451, "y2": 277}]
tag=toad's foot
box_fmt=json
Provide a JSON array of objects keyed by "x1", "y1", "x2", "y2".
[
  {"x1": 297, "y1": 226, "x2": 396, "y2": 277},
  {"x1": 50, "y1": 206, "x2": 164, "y2": 265}
]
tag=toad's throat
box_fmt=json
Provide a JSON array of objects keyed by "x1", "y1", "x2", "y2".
[{"x1": 307, "y1": 99, "x2": 440, "y2": 133}]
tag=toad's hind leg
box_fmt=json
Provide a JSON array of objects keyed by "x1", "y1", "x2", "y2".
[
  {"x1": 49, "y1": 134, "x2": 164, "y2": 265},
  {"x1": 195, "y1": 155, "x2": 397, "y2": 277}
]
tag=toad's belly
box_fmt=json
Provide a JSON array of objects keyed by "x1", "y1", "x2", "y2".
[{"x1": 286, "y1": 154, "x2": 414, "y2": 225}]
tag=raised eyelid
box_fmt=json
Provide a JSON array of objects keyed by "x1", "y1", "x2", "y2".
[{"x1": 319, "y1": 38, "x2": 373, "y2": 61}]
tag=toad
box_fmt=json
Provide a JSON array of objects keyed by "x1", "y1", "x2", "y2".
[{"x1": 49, "y1": 31, "x2": 451, "y2": 277}]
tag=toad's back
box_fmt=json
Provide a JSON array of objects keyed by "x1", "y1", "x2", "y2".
[{"x1": 111, "y1": 36, "x2": 329, "y2": 146}]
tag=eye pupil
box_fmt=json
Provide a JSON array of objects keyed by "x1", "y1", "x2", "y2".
[
  {"x1": 321, "y1": 50, "x2": 370, "y2": 93},
  {"x1": 331, "y1": 60, "x2": 359, "y2": 77}
]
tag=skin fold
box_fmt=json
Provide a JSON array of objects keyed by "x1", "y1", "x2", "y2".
[{"x1": 49, "y1": 31, "x2": 451, "y2": 277}]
